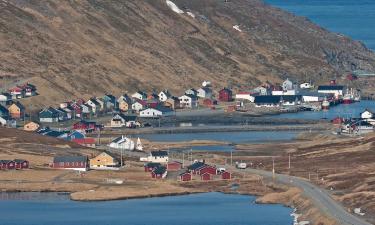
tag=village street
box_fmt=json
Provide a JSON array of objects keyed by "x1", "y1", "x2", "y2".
[{"x1": 244, "y1": 168, "x2": 371, "y2": 225}]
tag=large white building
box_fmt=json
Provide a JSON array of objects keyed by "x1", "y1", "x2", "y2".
[
  {"x1": 140, "y1": 151, "x2": 169, "y2": 163},
  {"x1": 317, "y1": 85, "x2": 344, "y2": 98},
  {"x1": 139, "y1": 107, "x2": 174, "y2": 118},
  {"x1": 235, "y1": 92, "x2": 255, "y2": 102},
  {"x1": 109, "y1": 136, "x2": 135, "y2": 150}
]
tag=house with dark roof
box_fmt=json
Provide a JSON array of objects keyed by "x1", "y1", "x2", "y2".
[
  {"x1": 151, "y1": 166, "x2": 167, "y2": 179},
  {"x1": 51, "y1": 156, "x2": 88, "y2": 171},
  {"x1": 140, "y1": 151, "x2": 169, "y2": 163},
  {"x1": 317, "y1": 85, "x2": 344, "y2": 98},
  {"x1": 144, "y1": 162, "x2": 162, "y2": 172},
  {"x1": 39, "y1": 107, "x2": 60, "y2": 123},
  {"x1": 139, "y1": 106, "x2": 174, "y2": 118},
  {"x1": 0, "y1": 160, "x2": 16, "y2": 170},
  {"x1": 132, "y1": 91, "x2": 148, "y2": 101},
  {"x1": 254, "y1": 96, "x2": 281, "y2": 107},
  {"x1": 110, "y1": 113, "x2": 138, "y2": 128}
]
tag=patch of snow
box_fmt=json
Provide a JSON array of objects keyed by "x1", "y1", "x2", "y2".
[
  {"x1": 233, "y1": 25, "x2": 242, "y2": 32},
  {"x1": 187, "y1": 12, "x2": 195, "y2": 18},
  {"x1": 166, "y1": 0, "x2": 184, "y2": 14}
]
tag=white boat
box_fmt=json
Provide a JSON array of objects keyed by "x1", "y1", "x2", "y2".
[{"x1": 136, "y1": 137, "x2": 143, "y2": 151}]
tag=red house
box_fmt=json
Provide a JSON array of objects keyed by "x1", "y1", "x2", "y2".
[
  {"x1": 51, "y1": 156, "x2": 88, "y2": 171},
  {"x1": 219, "y1": 88, "x2": 233, "y2": 102},
  {"x1": 197, "y1": 165, "x2": 217, "y2": 175},
  {"x1": 70, "y1": 103, "x2": 83, "y2": 118},
  {"x1": 167, "y1": 161, "x2": 182, "y2": 171},
  {"x1": 73, "y1": 120, "x2": 100, "y2": 132},
  {"x1": 179, "y1": 172, "x2": 192, "y2": 181},
  {"x1": 72, "y1": 138, "x2": 96, "y2": 148},
  {"x1": 151, "y1": 166, "x2": 167, "y2": 179},
  {"x1": 201, "y1": 172, "x2": 212, "y2": 181},
  {"x1": 221, "y1": 171, "x2": 232, "y2": 180},
  {"x1": 0, "y1": 160, "x2": 15, "y2": 170},
  {"x1": 144, "y1": 162, "x2": 161, "y2": 172},
  {"x1": 187, "y1": 161, "x2": 206, "y2": 175},
  {"x1": 14, "y1": 159, "x2": 29, "y2": 169}
]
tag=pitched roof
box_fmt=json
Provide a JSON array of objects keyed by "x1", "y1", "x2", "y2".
[
  {"x1": 187, "y1": 161, "x2": 206, "y2": 170},
  {"x1": 151, "y1": 151, "x2": 168, "y2": 157},
  {"x1": 152, "y1": 166, "x2": 167, "y2": 175},
  {"x1": 53, "y1": 156, "x2": 87, "y2": 163},
  {"x1": 145, "y1": 162, "x2": 161, "y2": 168},
  {"x1": 14, "y1": 159, "x2": 28, "y2": 163}
]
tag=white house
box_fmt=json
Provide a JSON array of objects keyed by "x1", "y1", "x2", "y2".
[
  {"x1": 158, "y1": 90, "x2": 171, "y2": 102},
  {"x1": 81, "y1": 104, "x2": 92, "y2": 114},
  {"x1": 139, "y1": 106, "x2": 174, "y2": 118},
  {"x1": 86, "y1": 99, "x2": 100, "y2": 113},
  {"x1": 235, "y1": 92, "x2": 255, "y2": 102},
  {"x1": 300, "y1": 82, "x2": 313, "y2": 89},
  {"x1": 109, "y1": 136, "x2": 135, "y2": 150},
  {"x1": 140, "y1": 151, "x2": 169, "y2": 163},
  {"x1": 110, "y1": 114, "x2": 138, "y2": 128},
  {"x1": 95, "y1": 98, "x2": 105, "y2": 111},
  {"x1": 197, "y1": 87, "x2": 212, "y2": 99},
  {"x1": 132, "y1": 101, "x2": 146, "y2": 112},
  {"x1": 132, "y1": 91, "x2": 147, "y2": 100},
  {"x1": 179, "y1": 94, "x2": 198, "y2": 108}
]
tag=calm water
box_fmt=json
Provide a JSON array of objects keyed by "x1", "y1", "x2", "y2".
[
  {"x1": 0, "y1": 192, "x2": 293, "y2": 225},
  {"x1": 265, "y1": 0, "x2": 375, "y2": 50},
  {"x1": 139, "y1": 131, "x2": 298, "y2": 143},
  {"x1": 270, "y1": 100, "x2": 375, "y2": 120}
]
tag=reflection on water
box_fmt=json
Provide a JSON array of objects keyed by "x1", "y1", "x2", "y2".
[{"x1": 0, "y1": 192, "x2": 293, "y2": 225}]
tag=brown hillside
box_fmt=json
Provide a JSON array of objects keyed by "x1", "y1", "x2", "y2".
[{"x1": 1, "y1": 0, "x2": 375, "y2": 107}]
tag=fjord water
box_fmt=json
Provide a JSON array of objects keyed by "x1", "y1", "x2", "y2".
[
  {"x1": 0, "y1": 192, "x2": 292, "y2": 225},
  {"x1": 265, "y1": 0, "x2": 375, "y2": 50}
]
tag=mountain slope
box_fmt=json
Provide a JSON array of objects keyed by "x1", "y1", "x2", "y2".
[{"x1": 1, "y1": 0, "x2": 375, "y2": 107}]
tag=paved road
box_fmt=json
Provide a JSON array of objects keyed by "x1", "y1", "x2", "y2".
[{"x1": 245, "y1": 169, "x2": 372, "y2": 225}]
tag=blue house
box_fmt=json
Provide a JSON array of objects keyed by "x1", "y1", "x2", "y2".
[{"x1": 66, "y1": 130, "x2": 86, "y2": 141}]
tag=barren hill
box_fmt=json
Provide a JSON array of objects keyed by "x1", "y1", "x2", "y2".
[{"x1": 1, "y1": 0, "x2": 375, "y2": 107}]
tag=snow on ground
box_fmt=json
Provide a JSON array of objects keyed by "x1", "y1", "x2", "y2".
[
  {"x1": 233, "y1": 25, "x2": 242, "y2": 32},
  {"x1": 187, "y1": 12, "x2": 195, "y2": 18},
  {"x1": 166, "y1": 0, "x2": 184, "y2": 14}
]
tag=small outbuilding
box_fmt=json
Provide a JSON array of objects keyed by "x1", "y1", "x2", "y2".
[
  {"x1": 221, "y1": 171, "x2": 232, "y2": 180},
  {"x1": 201, "y1": 172, "x2": 212, "y2": 181},
  {"x1": 179, "y1": 172, "x2": 192, "y2": 182},
  {"x1": 14, "y1": 159, "x2": 29, "y2": 169},
  {"x1": 144, "y1": 162, "x2": 162, "y2": 172},
  {"x1": 151, "y1": 166, "x2": 167, "y2": 179},
  {"x1": 167, "y1": 161, "x2": 182, "y2": 171}
]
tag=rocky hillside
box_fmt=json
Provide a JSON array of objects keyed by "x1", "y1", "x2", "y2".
[{"x1": 1, "y1": 0, "x2": 375, "y2": 106}]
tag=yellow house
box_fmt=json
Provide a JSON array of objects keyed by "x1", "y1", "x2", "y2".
[
  {"x1": 119, "y1": 101, "x2": 130, "y2": 112},
  {"x1": 24, "y1": 121, "x2": 40, "y2": 132},
  {"x1": 8, "y1": 102, "x2": 25, "y2": 119},
  {"x1": 89, "y1": 151, "x2": 120, "y2": 170}
]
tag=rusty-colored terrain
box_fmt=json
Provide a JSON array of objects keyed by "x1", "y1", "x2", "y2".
[{"x1": 1, "y1": 0, "x2": 375, "y2": 107}]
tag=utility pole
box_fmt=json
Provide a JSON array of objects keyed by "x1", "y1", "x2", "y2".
[
  {"x1": 182, "y1": 151, "x2": 184, "y2": 168},
  {"x1": 272, "y1": 157, "x2": 275, "y2": 179},
  {"x1": 230, "y1": 150, "x2": 233, "y2": 167},
  {"x1": 288, "y1": 154, "x2": 291, "y2": 170},
  {"x1": 120, "y1": 149, "x2": 123, "y2": 167}
]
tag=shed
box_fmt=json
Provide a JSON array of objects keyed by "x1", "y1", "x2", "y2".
[
  {"x1": 179, "y1": 172, "x2": 192, "y2": 181},
  {"x1": 201, "y1": 172, "x2": 212, "y2": 181},
  {"x1": 151, "y1": 166, "x2": 167, "y2": 179},
  {"x1": 167, "y1": 161, "x2": 182, "y2": 171},
  {"x1": 0, "y1": 160, "x2": 15, "y2": 170},
  {"x1": 221, "y1": 171, "x2": 232, "y2": 180},
  {"x1": 14, "y1": 159, "x2": 29, "y2": 169}
]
